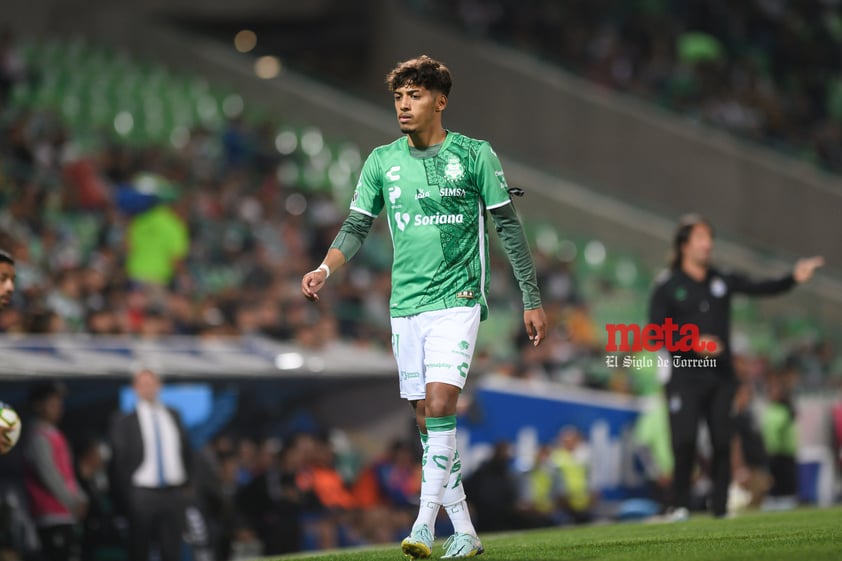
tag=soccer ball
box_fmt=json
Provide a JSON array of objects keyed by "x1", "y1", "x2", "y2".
[{"x1": 0, "y1": 403, "x2": 22, "y2": 454}]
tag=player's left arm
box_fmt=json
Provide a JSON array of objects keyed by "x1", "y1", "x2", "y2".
[
  {"x1": 728, "y1": 256, "x2": 824, "y2": 295},
  {"x1": 476, "y1": 142, "x2": 546, "y2": 345},
  {"x1": 486, "y1": 204, "x2": 546, "y2": 347}
]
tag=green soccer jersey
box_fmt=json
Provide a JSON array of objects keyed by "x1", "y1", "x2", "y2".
[{"x1": 350, "y1": 131, "x2": 512, "y2": 319}]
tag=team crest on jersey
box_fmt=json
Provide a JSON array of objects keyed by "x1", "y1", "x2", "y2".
[
  {"x1": 444, "y1": 157, "x2": 465, "y2": 182},
  {"x1": 710, "y1": 277, "x2": 727, "y2": 298}
]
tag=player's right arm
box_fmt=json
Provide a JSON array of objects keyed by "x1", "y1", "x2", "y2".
[{"x1": 302, "y1": 152, "x2": 384, "y2": 302}]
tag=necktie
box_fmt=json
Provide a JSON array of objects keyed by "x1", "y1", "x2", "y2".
[{"x1": 152, "y1": 407, "x2": 166, "y2": 486}]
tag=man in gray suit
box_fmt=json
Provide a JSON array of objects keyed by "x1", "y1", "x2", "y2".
[{"x1": 110, "y1": 368, "x2": 193, "y2": 561}]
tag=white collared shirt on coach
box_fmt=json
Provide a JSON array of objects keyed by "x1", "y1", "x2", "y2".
[{"x1": 132, "y1": 400, "x2": 187, "y2": 488}]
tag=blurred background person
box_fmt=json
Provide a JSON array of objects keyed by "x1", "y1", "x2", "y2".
[
  {"x1": 551, "y1": 426, "x2": 597, "y2": 524},
  {"x1": 761, "y1": 370, "x2": 799, "y2": 510},
  {"x1": 516, "y1": 443, "x2": 565, "y2": 528},
  {"x1": 23, "y1": 381, "x2": 87, "y2": 561},
  {"x1": 650, "y1": 214, "x2": 822, "y2": 520},
  {"x1": 109, "y1": 368, "x2": 192, "y2": 561},
  {"x1": 74, "y1": 436, "x2": 127, "y2": 561}
]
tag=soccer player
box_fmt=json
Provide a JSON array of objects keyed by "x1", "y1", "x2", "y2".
[
  {"x1": 0, "y1": 249, "x2": 15, "y2": 454},
  {"x1": 0, "y1": 249, "x2": 13, "y2": 311},
  {"x1": 649, "y1": 214, "x2": 823, "y2": 520},
  {"x1": 302, "y1": 55, "x2": 546, "y2": 558}
]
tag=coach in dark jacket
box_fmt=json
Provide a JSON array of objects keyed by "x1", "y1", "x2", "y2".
[{"x1": 110, "y1": 368, "x2": 193, "y2": 561}]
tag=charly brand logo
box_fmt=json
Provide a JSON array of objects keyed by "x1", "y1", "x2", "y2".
[
  {"x1": 386, "y1": 165, "x2": 401, "y2": 182},
  {"x1": 604, "y1": 318, "x2": 718, "y2": 369}
]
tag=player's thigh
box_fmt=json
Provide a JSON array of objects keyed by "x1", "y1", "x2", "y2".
[
  {"x1": 421, "y1": 306, "x2": 481, "y2": 390},
  {"x1": 391, "y1": 315, "x2": 425, "y2": 400}
]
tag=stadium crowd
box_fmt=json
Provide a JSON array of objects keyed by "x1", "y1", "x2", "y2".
[
  {"x1": 0, "y1": 27, "x2": 840, "y2": 560},
  {"x1": 413, "y1": 0, "x2": 842, "y2": 174}
]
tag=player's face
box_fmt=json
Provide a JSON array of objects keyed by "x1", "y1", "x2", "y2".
[
  {"x1": 683, "y1": 223, "x2": 713, "y2": 267},
  {"x1": 133, "y1": 370, "x2": 161, "y2": 402},
  {"x1": 0, "y1": 263, "x2": 14, "y2": 309},
  {"x1": 393, "y1": 84, "x2": 445, "y2": 135}
]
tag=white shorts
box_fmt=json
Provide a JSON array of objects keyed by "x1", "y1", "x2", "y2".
[{"x1": 390, "y1": 306, "x2": 481, "y2": 401}]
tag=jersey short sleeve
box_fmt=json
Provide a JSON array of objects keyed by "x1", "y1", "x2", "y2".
[
  {"x1": 350, "y1": 152, "x2": 385, "y2": 217},
  {"x1": 474, "y1": 142, "x2": 511, "y2": 210}
]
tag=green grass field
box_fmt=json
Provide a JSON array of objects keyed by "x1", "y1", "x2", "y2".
[{"x1": 265, "y1": 506, "x2": 842, "y2": 561}]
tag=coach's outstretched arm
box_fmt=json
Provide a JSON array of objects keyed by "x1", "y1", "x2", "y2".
[
  {"x1": 728, "y1": 255, "x2": 825, "y2": 295},
  {"x1": 302, "y1": 210, "x2": 374, "y2": 302},
  {"x1": 489, "y1": 203, "x2": 547, "y2": 346}
]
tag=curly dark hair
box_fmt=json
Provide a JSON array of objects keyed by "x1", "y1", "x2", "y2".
[{"x1": 385, "y1": 55, "x2": 452, "y2": 96}]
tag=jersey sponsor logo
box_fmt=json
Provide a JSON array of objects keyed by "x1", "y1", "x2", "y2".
[
  {"x1": 416, "y1": 189, "x2": 431, "y2": 199},
  {"x1": 388, "y1": 185, "x2": 402, "y2": 204},
  {"x1": 414, "y1": 213, "x2": 464, "y2": 226},
  {"x1": 495, "y1": 170, "x2": 508, "y2": 190},
  {"x1": 386, "y1": 165, "x2": 401, "y2": 181},
  {"x1": 425, "y1": 362, "x2": 453, "y2": 370},
  {"x1": 392, "y1": 212, "x2": 466, "y2": 232},
  {"x1": 439, "y1": 187, "x2": 466, "y2": 197},
  {"x1": 394, "y1": 212, "x2": 410, "y2": 231},
  {"x1": 444, "y1": 157, "x2": 465, "y2": 181}
]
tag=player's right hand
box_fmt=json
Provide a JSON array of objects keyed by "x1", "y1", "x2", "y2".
[{"x1": 301, "y1": 269, "x2": 327, "y2": 302}]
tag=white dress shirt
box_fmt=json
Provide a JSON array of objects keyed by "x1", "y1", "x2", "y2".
[{"x1": 132, "y1": 400, "x2": 187, "y2": 488}]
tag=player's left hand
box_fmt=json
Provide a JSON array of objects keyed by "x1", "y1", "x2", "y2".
[
  {"x1": 524, "y1": 307, "x2": 547, "y2": 347},
  {"x1": 793, "y1": 256, "x2": 824, "y2": 283}
]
